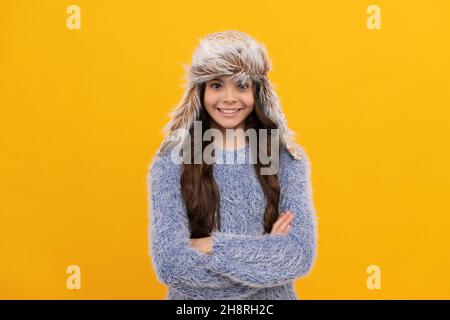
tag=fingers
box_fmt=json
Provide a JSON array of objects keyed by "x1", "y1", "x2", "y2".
[
  {"x1": 271, "y1": 216, "x2": 291, "y2": 235},
  {"x1": 270, "y1": 211, "x2": 294, "y2": 235},
  {"x1": 271, "y1": 212, "x2": 288, "y2": 235},
  {"x1": 278, "y1": 212, "x2": 294, "y2": 234},
  {"x1": 283, "y1": 223, "x2": 292, "y2": 234}
]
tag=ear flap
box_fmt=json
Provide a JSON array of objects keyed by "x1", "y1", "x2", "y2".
[
  {"x1": 157, "y1": 84, "x2": 202, "y2": 156},
  {"x1": 257, "y1": 77, "x2": 303, "y2": 160}
]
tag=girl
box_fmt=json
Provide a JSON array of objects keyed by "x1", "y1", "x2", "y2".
[{"x1": 147, "y1": 30, "x2": 318, "y2": 300}]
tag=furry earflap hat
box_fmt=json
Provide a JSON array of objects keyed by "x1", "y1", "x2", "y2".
[{"x1": 156, "y1": 29, "x2": 304, "y2": 160}]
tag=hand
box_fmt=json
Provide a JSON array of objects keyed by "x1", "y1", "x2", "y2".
[
  {"x1": 270, "y1": 210, "x2": 294, "y2": 235},
  {"x1": 189, "y1": 236, "x2": 213, "y2": 254}
]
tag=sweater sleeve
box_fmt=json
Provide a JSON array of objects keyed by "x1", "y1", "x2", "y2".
[
  {"x1": 204, "y1": 147, "x2": 318, "y2": 288},
  {"x1": 147, "y1": 152, "x2": 259, "y2": 298}
]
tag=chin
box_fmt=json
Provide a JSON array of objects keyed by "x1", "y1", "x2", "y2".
[{"x1": 214, "y1": 119, "x2": 244, "y2": 129}]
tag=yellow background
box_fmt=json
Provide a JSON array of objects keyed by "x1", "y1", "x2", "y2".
[{"x1": 1, "y1": 0, "x2": 449, "y2": 299}]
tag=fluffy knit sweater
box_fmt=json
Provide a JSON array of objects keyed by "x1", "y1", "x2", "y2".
[{"x1": 147, "y1": 143, "x2": 318, "y2": 300}]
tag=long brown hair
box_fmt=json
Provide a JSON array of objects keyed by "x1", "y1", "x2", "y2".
[{"x1": 180, "y1": 81, "x2": 281, "y2": 238}]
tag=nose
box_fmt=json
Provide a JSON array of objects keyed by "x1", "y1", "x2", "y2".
[{"x1": 222, "y1": 86, "x2": 238, "y2": 104}]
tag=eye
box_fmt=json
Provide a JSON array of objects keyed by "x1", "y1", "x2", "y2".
[
  {"x1": 210, "y1": 82, "x2": 221, "y2": 89},
  {"x1": 238, "y1": 83, "x2": 250, "y2": 90}
]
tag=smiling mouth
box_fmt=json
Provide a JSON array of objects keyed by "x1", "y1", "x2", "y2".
[{"x1": 217, "y1": 108, "x2": 243, "y2": 114}]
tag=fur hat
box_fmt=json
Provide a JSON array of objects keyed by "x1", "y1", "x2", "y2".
[{"x1": 156, "y1": 30, "x2": 304, "y2": 160}]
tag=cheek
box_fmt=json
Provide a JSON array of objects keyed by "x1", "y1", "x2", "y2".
[
  {"x1": 242, "y1": 93, "x2": 255, "y2": 109},
  {"x1": 204, "y1": 90, "x2": 218, "y2": 109}
]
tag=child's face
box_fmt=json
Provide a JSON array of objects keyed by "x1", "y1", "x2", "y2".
[{"x1": 203, "y1": 75, "x2": 255, "y2": 132}]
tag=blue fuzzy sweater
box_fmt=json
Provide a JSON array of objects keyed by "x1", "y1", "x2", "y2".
[{"x1": 147, "y1": 143, "x2": 318, "y2": 300}]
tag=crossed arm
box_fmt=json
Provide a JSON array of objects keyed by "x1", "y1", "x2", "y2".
[
  {"x1": 190, "y1": 210, "x2": 294, "y2": 253},
  {"x1": 147, "y1": 150, "x2": 317, "y2": 298}
]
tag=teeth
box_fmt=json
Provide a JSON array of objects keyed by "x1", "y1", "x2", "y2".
[{"x1": 219, "y1": 108, "x2": 241, "y2": 114}]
